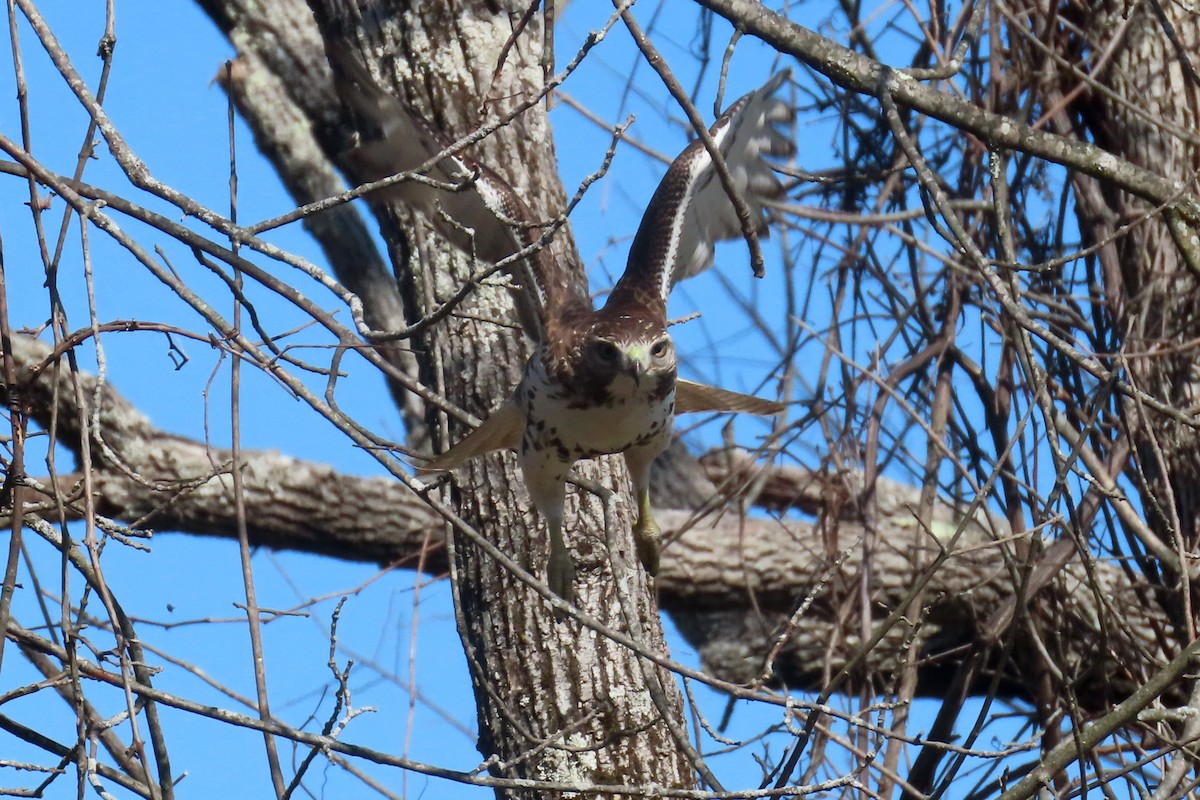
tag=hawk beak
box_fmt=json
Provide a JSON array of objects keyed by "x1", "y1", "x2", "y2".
[{"x1": 623, "y1": 345, "x2": 650, "y2": 383}]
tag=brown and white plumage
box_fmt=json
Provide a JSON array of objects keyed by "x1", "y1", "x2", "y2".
[
  {"x1": 610, "y1": 70, "x2": 794, "y2": 306},
  {"x1": 334, "y1": 50, "x2": 567, "y2": 337},
  {"x1": 337, "y1": 59, "x2": 792, "y2": 601}
]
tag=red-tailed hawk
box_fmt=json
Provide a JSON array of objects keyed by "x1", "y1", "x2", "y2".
[{"x1": 338, "y1": 60, "x2": 792, "y2": 601}]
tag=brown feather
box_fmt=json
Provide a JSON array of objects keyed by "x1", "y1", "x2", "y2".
[
  {"x1": 674, "y1": 379, "x2": 784, "y2": 416},
  {"x1": 331, "y1": 45, "x2": 591, "y2": 337},
  {"x1": 607, "y1": 70, "x2": 794, "y2": 310},
  {"x1": 421, "y1": 400, "x2": 525, "y2": 471}
]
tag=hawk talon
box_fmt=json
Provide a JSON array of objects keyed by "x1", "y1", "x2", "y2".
[
  {"x1": 632, "y1": 486, "x2": 662, "y2": 576},
  {"x1": 634, "y1": 516, "x2": 662, "y2": 577},
  {"x1": 547, "y1": 540, "x2": 576, "y2": 603}
]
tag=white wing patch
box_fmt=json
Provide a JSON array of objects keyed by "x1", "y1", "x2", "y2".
[
  {"x1": 668, "y1": 70, "x2": 794, "y2": 288},
  {"x1": 610, "y1": 70, "x2": 794, "y2": 312},
  {"x1": 656, "y1": 131, "x2": 725, "y2": 300}
]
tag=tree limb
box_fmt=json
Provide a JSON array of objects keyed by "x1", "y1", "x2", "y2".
[{"x1": 7, "y1": 332, "x2": 1177, "y2": 709}]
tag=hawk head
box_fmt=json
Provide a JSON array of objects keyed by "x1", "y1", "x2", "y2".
[
  {"x1": 546, "y1": 310, "x2": 676, "y2": 405},
  {"x1": 582, "y1": 328, "x2": 675, "y2": 401}
]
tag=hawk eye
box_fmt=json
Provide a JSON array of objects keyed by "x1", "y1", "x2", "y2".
[
  {"x1": 650, "y1": 339, "x2": 671, "y2": 358},
  {"x1": 593, "y1": 341, "x2": 620, "y2": 362}
]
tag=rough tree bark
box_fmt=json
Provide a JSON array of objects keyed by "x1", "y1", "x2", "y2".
[
  {"x1": 69, "y1": 0, "x2": 1200, "y2": 724},
  {"x1": 301, "y1": 1, "x2": 694, "y2": 794},
  {"x1": 1073, "y1": 1, "x2": 1200, "y2": 579}
]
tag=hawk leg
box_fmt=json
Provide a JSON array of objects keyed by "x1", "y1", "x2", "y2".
[
  {"x1": 624, "y1": 445, "x2": 664, "y2": 576},
  {"x1": 520, "y1": 447, "x2": 575, "y2": 603},
  {"x1": 546, "y1": 519, "x2": 576, "y2": 603},
  {"x1": 633, "y1": 486, "x2": 662, "y2": 576}
]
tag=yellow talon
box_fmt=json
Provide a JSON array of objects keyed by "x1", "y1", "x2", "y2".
[{"x1": 633, "y1": 488, "x2": 662, "y2": 576}]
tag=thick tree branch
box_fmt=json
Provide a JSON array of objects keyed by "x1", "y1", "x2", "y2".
[
  {"x1": 204, "y1": 0, "x2": 426, "y2": 433},
  {"x1": 8, "y1": 333, "x2": 1177, "y2": 709},
  {"x1": 8, "y1": 333, "x2": 434, "y2": 565}
]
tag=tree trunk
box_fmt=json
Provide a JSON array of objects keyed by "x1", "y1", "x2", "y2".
[
  {"x1": 299, "y1": 2, "x2": 694, "y2": 794},
  {"x1": 1076, "y1": 0, "x2": 1200, "y2": 569},
  {"x1": 1066, "y1": 0, "x2": 1200, "y2": 786},
  {"x1": 18, "y1": 0, "x2": 1200, "y2": 793}
]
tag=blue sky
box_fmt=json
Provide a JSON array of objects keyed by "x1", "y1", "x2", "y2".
[{"x1": 0, "y1": 2, "x2": 874, "y2": 797}]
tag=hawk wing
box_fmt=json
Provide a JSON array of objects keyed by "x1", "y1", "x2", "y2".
[
  {"x1": 332, "y1": 49, "x2": 588, "y2": 334},
  {"x1": 674, "y1": 379, "x2": 784, "y2": 416},
  {"x1": 423, "y1": 379, "x2": 783, "y2": 473},
  {"x1": 606, "y1": 71, "x2": 794, "y2": 309},
  {"x1": 421, "y1": 399, "x2": 525, "y2": 472}
]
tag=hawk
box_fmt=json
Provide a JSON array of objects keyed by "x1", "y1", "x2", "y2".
[{"x1": 338, "y1": 58, "x2": 792, "y2": 600}]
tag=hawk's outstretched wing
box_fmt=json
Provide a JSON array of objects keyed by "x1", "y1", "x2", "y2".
[
  {"x1": 422, "y1": 379, "x2": 783, "y2": 473},
  {"x1": 674, "y1": 379, "x2": 785, "y2": 416},
  {"x1": 422, "y1": 399, "x2": 525, "y2": 472},
  {"x1": 607, "y1": 71, "x2": 794, "y2": 309},
  {"x1": 332, "y1": 49, "x2": 588, "y2": 334}
]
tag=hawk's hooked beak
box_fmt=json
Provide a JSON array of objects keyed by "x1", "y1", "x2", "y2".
[{"x1": 623, "y1": 345, "x2": 651, "y2": 384}]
